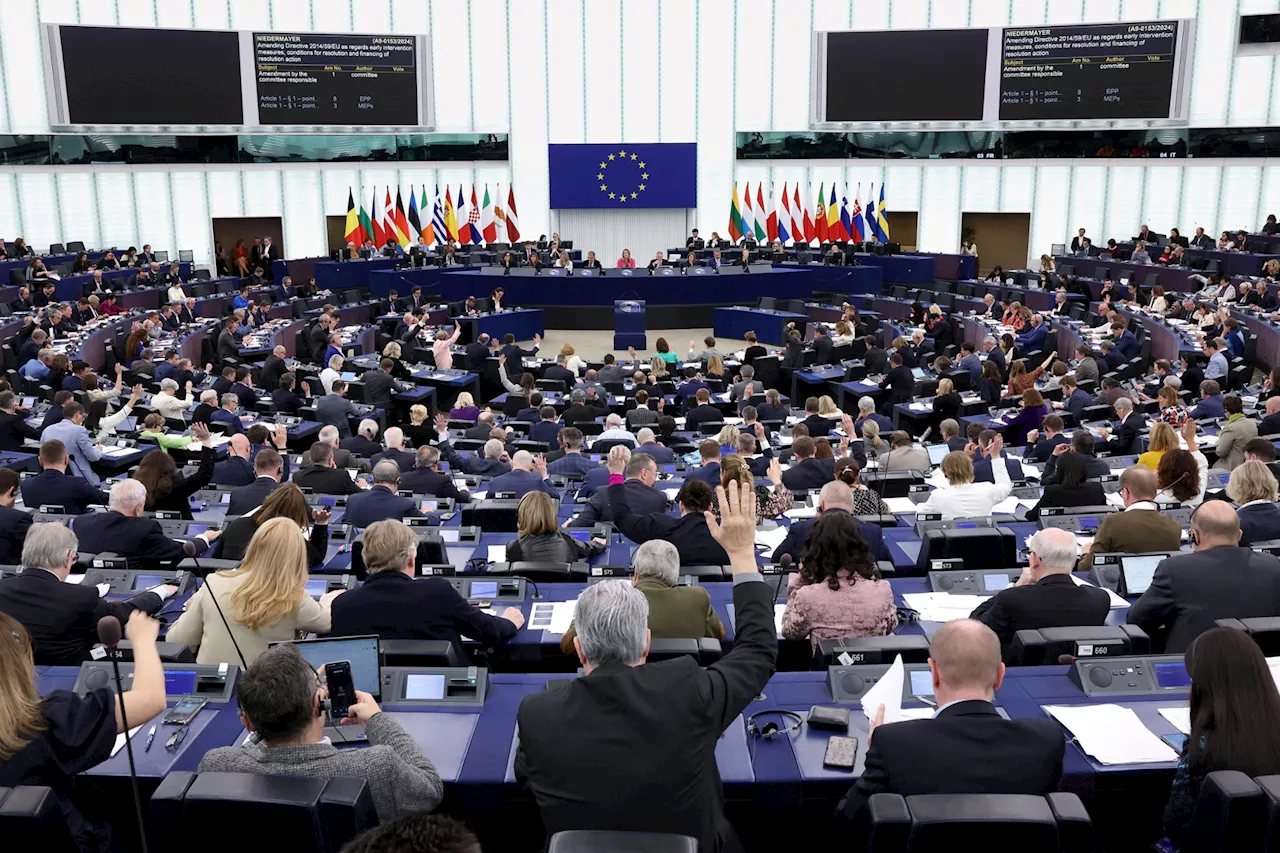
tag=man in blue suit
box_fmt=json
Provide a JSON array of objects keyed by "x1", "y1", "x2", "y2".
[
  {"x1": 772, "y1": 481, "x2": 890, "y2": 563},
  {"x1": 528, "y1": 406, "x2": 563, "y2": 446},
  {"x1": 685, "y1": 439, "x2": 721, "y2": 487},
  {"x1": 39, "y1": 403, "x2": 104, "y2": 487},
  {"x1": 343, "y1": 461, "x2": 429, "y2": 528},
  {"x1": 1188, "y1": 380, "x2": 1225, "y2": 421},
  {"x1": 212, "y1": 434, "x2": 256, "y2": 487},
  {"x1": 437, "y1": 433, "x2": 512, "y2": 478},
  {"x1": 570, "y1": 450, "x2": 669, "y2": 527},
  {"x1": 1013, "y1": 313, "x2": 1049, "y2": 357},
  {"x1": 633, "y1": 427, "x2": 675, "y2": 463},
  {"x1": 547, "y1": 428, "x2": 595, "y2": 478},
  {"x1": 1111, "y1": 321, "x2": 1139, "y2": 361},
  {"x1": 208, "y1": 393, "x2": 246, "y2": 436},
  {"x1": 21, "y1": 439, "x2": 109, "y2": 514},
  {"x1": 226, "y1": 448, "x2": 287, "y2": 517},
  {"x1": 958, "y1": 342, "x2": 982, "y2": 384},
  {"x1": 485, "y1": 451, "x2": 560, "y2": 499},
  {"x1": 1057, "y1": 376, "x2": 1093, "y2": 424}
]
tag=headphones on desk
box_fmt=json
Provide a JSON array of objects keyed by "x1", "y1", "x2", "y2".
[{"x1": 746, "y1": 709, "x2": 804, "y2": 741}]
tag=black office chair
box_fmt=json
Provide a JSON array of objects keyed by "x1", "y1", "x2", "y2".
[
  {"x1": 1215, "y1": 617, "x2": 1280, "y2": 655},
  {"x1": 0, "y1": 786, "x2": 78, "y2": 852},
  {"x1": 1007, "y1": 625, "x2": 1150, "y2": 666},
  {"x1": 594, "y1": 438, "x2": 636, "y2": 454},
  {"x1": 867, "y1": 792, "x2": 1092, "y2": 853},
  {"x1": 914, "y1": 527, "x2": 1017, "y2": 576},
  {"x1": 463, "y1": 500, "x2": 521, "y2": 532},
  {"x1": 381, "y1": 639, "x2": 459, "y2": 667},
  {"x1": 1183, "y1": 771, "x2": 1267, "y2": 853},
  {"x1": 646, "y1": 638, "x2": 723, "y2": 665},
  {"x1": 491, "y1": 561, "x2": 588, "y2": 583},
  {"x1": 866, "y1": 470, "x2": 926, "y2": 499},
  {"x1": 549, "y1": 831, "x2": 697, "y2": 853},
  {"x1": 150, "y1": 772, "x2": 378, "y2": 853},
  {"x1": 349, "y1": 538, "x2": 446, "y2": 581}
]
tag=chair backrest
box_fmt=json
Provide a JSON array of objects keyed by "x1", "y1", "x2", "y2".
[
  {"x1": 495, "y1": 561, "x2": 588, "y2": 582},
  {"x1": 917, "y1": 527, "x2": 1016, "y2": 575},
  {"x1": 0, "y1": 786, "x2": 79, "y2": 852},
  {"x1": 463, "y1": 500, "x2": 521, "y2": 532},
  {"x1": 646, "y1": 637, "x2": 723, "y2": 666},
  {"x1": 1007, "y1": 625, "x2": 1149, "y2": 666},
  {"x1": 381, "y1": 639, "x2": 459, "y2": 667},
  {"x1": 48, "y1": 243, "x2": 65, "y2": 255},
  {"x1": 1187, "y1": 771, "x2": 1267, "y2": 853},
  {"x1": 150, "y1": 771, "x2": 377, "y2": 853},
  {"x1": 1216, "y1": 616, "x2": 1280, "y2": 656},
  {"x1": 868, "y1": 792, "x2": 1092, "y2": 853},
  {"x1": 549, "y1": 831, "x2": 697, "y2": 853}
]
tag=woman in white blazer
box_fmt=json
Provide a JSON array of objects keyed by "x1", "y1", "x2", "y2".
[{"x1": 916, "y1": 436, "x2": 1014, "y2": 520}]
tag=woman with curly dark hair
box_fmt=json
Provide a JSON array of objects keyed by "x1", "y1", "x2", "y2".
[
  {"x1": 130, "y1": 423, "x2": 215, "y2": 519},
  {"x1": 1157, "y1": 448, "x2": 1202, "y2": 507},
  {"x1": 779, "y1": 511, "x2": 897, "y2": 649}
]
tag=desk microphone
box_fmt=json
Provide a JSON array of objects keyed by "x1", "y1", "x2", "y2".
[
  {"x1": 1057, "y1": 654, "x2": 1076, "y2": 665},
  {"x1": 98, "y1": 616, "x2": 150, "y2": 853},
  {"x1": 775, "y1": 554, "x2": 792, "y2": 600}
]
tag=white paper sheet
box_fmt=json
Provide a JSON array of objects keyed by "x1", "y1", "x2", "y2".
[
  {"x1": 990, "y1": 496, "x2": 1028, "y2": 514},
  {"x1": 527, "y1": 600, "x2": 578, "y2": 635},
  {"x1": 1159, "y1": 707, "x2": 1191, "y2": 735},
  {"x1": 899, "y1": 708, "x2": 936, "y2": 721},
  {"x1": 1069, "y1": 575, "x2": 1131, "y2": 608},
  {"x1": 486, "y1": 545, "x2": 507, "y2": 564},
  {"x1": 111, "y1": 725, "x2": 145, "y2": 757},
  {"x1": 882, "y1": 497, "x2": 919, "y2": 514},
  {"x1": 663, "y1": 487, "x2": 682, "y2": 500},
  {"x1": 95, "y1": 583, "x2": 110, "y2": 598},
  {"x1": 901, "y1": 592, "x2": 991, "y2": 623},
  {"x1": 784, "y1": 506, "x2": 819, "y2": 519},
  {"x1": 860, "y1": 654, "x2": 905, "y2": 723},
  {"x1": 773, "y1": 603, "x2": 785, "y2": 637},
  {"x1": 1043, "y1": 704, "x2": 1179, "y2": 764},
  {"x1": 753, "y1": 526, "x2": 790, "y2": 552}
]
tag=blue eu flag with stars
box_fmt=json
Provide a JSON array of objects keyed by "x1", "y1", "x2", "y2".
[{"x1": 548, "y1": 143, "x2": 697, "y2": 209}]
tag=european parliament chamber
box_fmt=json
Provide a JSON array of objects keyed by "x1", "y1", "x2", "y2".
[{"x1": 5, "y1": 3, "x2": 1280, "y2": 853}]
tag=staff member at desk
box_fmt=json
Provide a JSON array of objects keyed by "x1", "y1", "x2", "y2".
[
  {"x1": 0, "y1": 609, "x2": 167, "y2": 853},
  {"x1": 331, "y1": 519, "x2": 523, "y2": 661},
  {"x1": 1128, "y1": 501, "x2": 1280, "y2": 653}
]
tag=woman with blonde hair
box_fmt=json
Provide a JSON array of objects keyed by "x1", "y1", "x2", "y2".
[
  {"x1": 0, "y1": 608, "x2": 166, "y2": 851},
  {"x1": 505, "y1": 491, "x2": 606, "y2": 562},
  {"x1": 381, "y1": 340, "x2": 412, "y2": 380},
  {"x1": 169, "y1": 516, "x2": 341, "y2": 666},
  {"x1": 861, "y1": 419, "x2": 884, "y2": 454},
  {"x1": 706, "y1": 354, "x2": 726, "y2": 380},
  {"x1": 710, "y1": 453, "x2": 793, "y2": 523},
  {"x1": 449, "y1": 391, "x2": 480, "y2": 421},
  {"x1": 1138, "y1": 421, "x2": 1179, "y2": 471},
  {"x1": 431, "y1": 320, "x2": 463, "y2": 371},
  {"x1": 216, "y1": 484, "x2": 330, "y2": 566},
  {"x1": 916, "y1": 439, "x2": 1014, "y2": 519},
  {"x1": 716, "y1": 424, "x2": 741, "y2": 451},
  {"x1": 818, "y1": 395, "x2": 843, "y2": 419},
  {"x1": 560, "y1": 342, "x2": 585, "y2": 375},
  {"x1": 650, "y1": 356, "x2": 670, "y2": 380},
  {"x1": 403, "y1": 403, "x2": 434, "y2": 448},
  {"x1": 833, "y1": 320, "x2": 855, "y2": 345},
  {"x1": 1229, "y1": 460, "x2": 1280, "y2": 545}
]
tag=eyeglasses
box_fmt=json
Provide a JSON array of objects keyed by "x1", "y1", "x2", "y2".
[{"x1": 165, "y1": 725, "x2": 188, "y2": 751}]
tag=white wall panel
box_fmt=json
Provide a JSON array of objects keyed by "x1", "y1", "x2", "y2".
[
  {"x1": 1082, "y1": 0, "x2": 1120, "y2": 22},
  {"x1": 889, "y1": 0, "x2": 928, "y2": 30},
  {"x1": 1008, "y1": 1, "x2": 1046, "y2": 26},
  {"x1": 133, "y1": 173, "x2": 174, "y2": 256},
  {"x1": 621, "y1": 0, "x2": 660, "y2": 143},
  {"x1": 1118, "y1": 0, "x2": 1159, "y2": 20},
  {"x1": 1221, "y1": 165, "x2": 1263, "y2": 233},
  {"x1": 76, "y1": 1, "x2": 117, "y2": 25},
  {"x1": 0, "y1": 176, "x2": 19, "y2": 247},
  {"x1": 850, "y1": 0, "x2": 889, "y2": 29},
  {"x1": 507, "y1": 0, "x2": 550, "y2": 238},
  {"x1": 54, "y1": 173, "x2": 98, "y2": 251},
  {"x1": 170, "y1": 173, "x2": 211, "y2": 263},
  {"x1": 1047, "y1": 0, "x2": 1083, "y2": 24},
  {"x1": 732, "y1": 0, "x2": 772, "y2": 131},
  {"x1": 1142, "y1": 163, "x2": 1182, "y2": 236},
  {"x1": 1030, "y1": 167, "x2": 1071, "y2": 264},
  {"x1": 999, "y1": 166, "x2": 1035, "y2": 211},
  {"x1": 771, "y1": 0, "x2": 811, "y2": 134},
  {"x1": 1189, "y1": 0, "x2": 1238, "y2": 126},
  {"x1": 930, "y1": 0, "x2": 970, "y2": 29},
  {"x1": 1067, "y1": 166, "x2": 1108, "y2": 248},
  {"x1": 882, "y1": 165, "x2": 918, "y2": 213},
  {"x1": 351, "y1": 0, "x2": 392, "y2": 32},
  {"x1": 192, "y1": 0, "x2": 233, "y2": 30},
  {"x1": 557, "y1": 208, "x2": 687, "y2": 267},
  {"x1": 3, "y1": 1, "x2": 47, "y2": 132},
  {"x1": 429, "y1": 0, "x2": 474, "y2": 132},
  {"x1": 38, "y1": 0, "x2": 78, "y2": 24},
  {"x1": 812, "y1": 0, "x2": 852, "y2": 29},
  {"x1": 1261, "y1": 167, "x2": 1280, "y2": 230},
  {"x1": 582, "y1": 0, "x2": 621, "y2": 143},
  {"x1": 1178, "y1": 165, "x2": 1222, "y2": 239},
  {"x1": 230, "y1": 1, "x2": 269, "y2": 30},
  {"x1": 310, "y1": 0, "x2": 351, "y2": 30},
  {"x1": 16, "y1": 173, "x2": 58, "y2": 248},
  {"x1": 695, "y1": 0, "x2": 734, "y2": 241},
  {"x1": 917, "y1": 165, "x2": 960, "y2": 252},
  {"x1": 116, "y1": 0, "x2": 156, "y2": 26},
  {"x1": 960, "y1": 164, "x2": 999, "y2": 213},
  {"x1": 546, "y1": 0, "x2": 585, "y2": 143},
  {"x1": 95, "y1": 173, "x2": 136, "y2": 250},
  {"x1": 1104, "y1": 166, "x2": 1144, "y2": 243},
  {"x1": 659, "y1": 0, "x2": 697, "y2": 142},
  {"x1": 282, "y1": 169, "x2": 324, "y2": 258},
  {"x1": 269, "y1": 0, "x2": 310, "y2": 29},
  {"x1": 968, "y1": 0, "x2": 1010, "y2": 27}
]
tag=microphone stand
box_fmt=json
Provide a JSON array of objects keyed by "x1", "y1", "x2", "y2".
[{"x1": 107, "y1": 640, "x2": 150, "y2": 853}]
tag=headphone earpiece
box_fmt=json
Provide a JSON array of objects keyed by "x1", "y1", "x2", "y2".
[
  {"x1": 318, "y1": 697, "x2": 331, "y2": 717},
  {"x1": 746, "y1": 709, "x2": 804, "y2": 741}
]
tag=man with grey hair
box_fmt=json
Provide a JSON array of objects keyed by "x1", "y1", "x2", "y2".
[
  {"x1": 372, "y1": 426, "x2": 414, "y2": 471},
  {"x1": 485, "y1": 449, "x2": 557, "y2": 500},
  {"x1": 1098, "y1": 395, "x2": 1145, "y2": 455},
  {"x1": 597, "y1": 412, "x2": 637, "y2": 445},
  {"x1": 562, "y1": 387, "x2": 609, "y2": 427},
  {"x1": 855, "y1": 394, "x2": 894, "y2": 434},
  {"x1": 571, "y1": 449, "x2": 663, "y2": 527},
  {"x1": 150, "y1": 376, "x2": 195, "y2": 420},
  {"x1": 71, "y1": 479, "x2": 218, "y2": 568},
  {"x1": 261, "y1": 344, "x2": 289, "y2": 392},
  {"x1": 436, "y1": 426, "x2": 512, "y2": 477},
  {"x1": 399, "y1": 444, "x2": 470, "y2": 502},
  {"x1": 517, "y1": 480, "x2": 777, "y2": 852},
  {"x1": 730, "y1": 364, "x2": 760, "y2": 402},
  {"x1": 939, "y1": 418, "x2": 965, "y2": 452},
  {"x1": 558, "y1": 539, "x2": 725, "y2": 654},
  {"x1": 342, "y1": 418, "x2": 382, "y2": 458},
  {"x1": 316, "y1": 424, "x2": 368, "y2": 474},
  {"x1": 316, "y1": 378, "x2": 360, "y2": 439},
  {"x1": 343, "y1": 461, "x2": 427, "y2": 528},
  {"x1": 836, "y1": 619, "x2": 1065, "y2": 833},
  {"x1": 208, "y1": 392, "x2": 245, "y2": 435},
  {"x1": 0, "y1": 522, "x2": 175, "y2": 665},
  {"x1": 970, "y1": 527, "x2": 1109, "y2": 659}
]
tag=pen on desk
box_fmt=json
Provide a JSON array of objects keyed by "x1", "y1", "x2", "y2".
[{"x1": 144, "y1": 724, "x2": 157, "y2": 752}]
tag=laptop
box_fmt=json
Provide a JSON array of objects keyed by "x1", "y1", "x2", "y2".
[
  {"x1": 275, "y1": 634, "x2": 382, "y2": 696},
  {"x1": 926, "y1": 443, "x2": 950, "y2": 465},
  {"x1": 1119, "y1": 553, "x2": 1168, "y2": 596}
]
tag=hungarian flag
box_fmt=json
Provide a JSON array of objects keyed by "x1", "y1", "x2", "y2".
[
  {"x1": 407, "y1": 187, "x2": 422, "y2": 245},
  {"x1": 480, "y1": 185, "x2": 497, "y2": 243},
  {"x1": 506, "y1": 185, "x2": 521, "y2": 242},
  {"x1": 791, "y1": 184, "x2": 805, "y2": 246},
  {"x1": 827, "y1": 184, "x2": 844, "y2": 242},
  {"x1": 753, "y1": 183, "x2": 767, "y2": 242},
  {"x1": 343, "y1": 189, "x2": 366, "y2": 246},
  {"x1": 741, "y1": 183, "x2": 753, "y2": 243},
  {"x1": 801, "y1": 184, "x2": 815, "y2": 244},
  {"x1": 466, "y1": 185, "x2": 483, "y2": 244},
  {"x1": 393, "y1": 188, "x2": 412, "y2": 247},
  {"x1": 777, "y1": 183, "x2": 791, "y2": 244},
  {"x1": 765, "y1": 185, "x2": 778, "y2": 243},
  {"x1": 728, "y1": 183, "x2": 743, "y2": 242},
  {"x1": 443, "y1": 186, "x2": 458, "y2": 242},
  {"x1": 369, "y1": 186, "x2": 385, "y2": 247},
  {"x1": 814, "y1": 183, "x2": 828, "y2": 242}
]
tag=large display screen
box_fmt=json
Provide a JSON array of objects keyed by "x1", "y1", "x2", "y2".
[
  {"x1": 43, "y1": 24, "x2": 433, "y2": 129},
  {"x1": 812, "y1": 19, "x2": 1192, "y2": 125}
]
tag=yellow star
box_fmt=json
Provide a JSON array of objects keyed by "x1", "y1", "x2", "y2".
[
  {"x1": 619, "y1": 149, "x2": 627, "y2": 157},
  {"x1": 638, "y1": 184, "x2": 646, "y2": 191},
  {"x1": 630, "y1": 153, "x2": 637, "y2": 160},
  {"x1": 631, "y1": 192, "x2": 638, "y2": 199},
  {"x1": 599, "y1": 184, "x2": 607, "y2": 191},
  {"x1": 608, "y1": 154, "x2": 615, "y2": 160},
  {"x1": 599, "y1": 162, "x2": 606, "y2": 169},
  {"x1": 641, "y1": 172, "x2": 649, "y2": 180},
  {"x1": 608, "y1": 192, "x2": 616, "y2": 199},
  {"x1": 619, "y1": 195, "x2": 628, "y2": 203},
  {"x1": 639, "y1": 161, "x2": 645, "y2": 168},
  {"x1": 596, "y1": 173, "x2": 603, "y2": 180}
]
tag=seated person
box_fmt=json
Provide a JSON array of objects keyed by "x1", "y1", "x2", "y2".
[
  {"x1": 71, "y1": 479, "x2": 217, "y2": 568},
  {"x1": 330, "y1": 519, "x2": 525, "y2": 662},
  {"x1": 198, "y1": 642, "x2": 443, "y2": 822},
  {"x1": 569, "y1": 450, "x2": 666, "y2": 527},
  {"x1": 916, "y1": 440, "x2": 1013, "y2": 520},
  {"x1": 1026, "y1": 451, "x2": 1106, "y2": 521},
  {"x1": 506, "y1": 491, "x2": 607, "y2": 562},
  {"x1": 835, "y1": 619, "x2": 1064, "y2": 832},
  {"x1": 1231, "y1": 459, "x2": 1280, "y2": 545},
  {"x1": 559, "y1": 539, "x2": 725, "y2": 654},
  {"x1": 1080, "y1": 465, "x2": 1182, "y2": 571},
  {"x1": 970, "y1": 528, "x2": 1110, "y2": 660},
  {"x1": 609, "y1": 475, "x2": 729, "y2": 566},
  {"x1": 780, "y1": 512, "x2": 897, "y2": 649},
  {"x1": 773, "y1": 480, "x2": 889, "y2": 563},
  {"x1": 0, "y1": 610, "x2": 167, "y2": 851}
]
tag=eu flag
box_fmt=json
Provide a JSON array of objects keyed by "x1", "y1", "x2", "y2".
[{"x1": 548, "y1": 143, "x2": 697, "y2": 209}]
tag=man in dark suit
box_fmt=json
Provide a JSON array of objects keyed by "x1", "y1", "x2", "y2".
[
  {"x1": 773, "y1": 481, "x2": 889, "y2": 562},
  {"x1": 226, "y1": 448, "x2": 287, "y2": 517},
  {"x1": 633, "y1": 428, "x2": 675, "y2": 463},
  {"x1": 684, "y1": 389, "x2": 724, "y2": 433},
  {"x1": 370, "y1": 428, "x2": 415, "y2": 472},
  {"x1": 485, "y1": 451, "x2": 559, "y2": 500},
  {"x1": 21, "y1": 440, "x2": 109, "y2": 514},
  {"x1": 70, "y1": 479, "x2": 217, "y2": 569},
  {"x1": 528, "y1": 407, "x2": 563, "y2": 447},
  {"x1": 331, "y1": 518, "x2": 522, "y2": 661},
  {"x1": 0, "y1": 469, "x2": 30, "y2": 565},
  {"x1": 399, "y1": 445, "x2": 470, "y2": 502},
  {"x1": 862, "y1": 336, "x2": 889, "y2": 374},
  {"x1": 570, "y1": 453, "x2": 667, "y2": 527},
  {"x1": 292, "y1": 441, "x2": 366, "y2": 495},
  {"x1": 1041, "y1": 431, "x2": 1111, "y2": 484},
  {"x1": 1080, "y1": 465, "x2": 1182, "y2": 571},
  {"x1": 516, "y1": 482, "x2": 775, "y2": 852},
  {"x1": 260, "y1": 346, "x2": 289, "y2": 394},
  {"x1": 361, "y1": 359, "x2": 400, "y2": 410},
  {"x1": 0, "y1": 392, "x2": 39, "y2": 452},
  {"x1": 463, "y1": 333, "x2": 492, "y2": 371},
  {"x1": 542, "y1": 354, "x2": 576, "y2": 387},
  {"x1": 781, "y1": 436, "x2": 835, "y2": 491},
  {"x1": 562, "y1": 389, "x2": 610, "y2": 427},
  {"x1": 216, "y1": 316, "x2": 241, "y2": 362},
  {"x1": 798, "y1": 397, "x2": 832, "y2": 437},
  {"x1": 1129, "y1": 501, "x2": 1280, "y2": 653},
  {"x1": 685, "y1": 440, "x2": 722, "y2": 488},
  {"x1": 609, "y1": 475, "x2": 728, "y2": 567},
  {"x1": 0, "y1": 521, "x2": 173, "y2": 665},
  {"x1": 498, "y1": 332, "x2": 542, "y2": 377},
  {"x1": 307, "y1": 315, "x2": 333, "y2": 363},
  {"x1": 437, "y1": 434, "x2": 512, "y2": 478},
  {"x1": 836, "y1": 619, "x2": 1065, "y2": 834},
  {"x1": 212, "y1": 434, "x2": 256, "y2": 487},
  {"x1": 811, "y1": 325, "x2": 835, "y2": 365},
  {"x1": 878, "y1": 352, "x2": 915, "y2": 415},
  {"x1": 342, "y1": 462, "x2": 427, "y2": 528},
  {"x1": 1100, "y1": 397, "x2": 1146, "y2": 456},
  {"x1": 1023, "y1": 415, "x2": 1070, "y2": 464},
  {"x1": 971, "y1": 528, "x2": 1110, "y2": 661}
]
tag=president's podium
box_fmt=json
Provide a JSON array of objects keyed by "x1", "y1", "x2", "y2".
[{"x1": 614, "y1": 300, "x2": 646, "y2": 350}]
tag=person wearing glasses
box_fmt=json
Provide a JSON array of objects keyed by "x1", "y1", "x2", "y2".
[{"x1": 0, "y1": 609, "x2": 167, "y2": 853}]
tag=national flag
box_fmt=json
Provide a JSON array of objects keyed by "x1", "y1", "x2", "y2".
[
  {"x1": 791, "y1": 184, "x2": 805, "y2": 245},
  {"x1": 801, "y1": 185, "x2": 815, "y2": 244},
  {"x1": 814, "y1": 183, "x2": 828, "y2": 242},
  {"x1": 443, "y1": 186, "x2": 458, "y2": 242},
  {"x1": 728, "y1": 183, "x2": 743, "y2": 242},
  {"x1": 455, "y1": 185, "x2": 470, "y2": 244},
  {"x1": 848, "y1": 184, "x2": 864, "y2": 242},
  {"x1": 357, "y1": 190, "x2": 375, "y2": 248},
  {"x1": 407, "y1": 187, "x2": 422, "y2": 245},
  {"x1": 343, "y1": 189, "x2": 366, "y2": 246},
  {"x1": 380, "y1": 188, "x2": 396, "y2": 247},
  {"x1": 430, "y1": 185, "x2": 447, "y2": 246},
  {"x1": 840, "y1": 187, "x2": 857, "y2": 244},
  {"x1": 826, "y1": 183, "x2": 843, "y2": 242},
  {"x1": 392, "y1": 187, "x2": 411, "y2": 247},
  {"x1": 467, "y1": 185, "x2": 483, "y2": 244},
  {"x1": 492, "y1": 184, "x2": 507, "y2": 242},
  {"x1": 777, "y1": 183, "x2": 791, "y2": 244},
  {"x1": 480, "y1": 185, "x2": 497, "y2": 243},
  {"x1": 753, "y1": 184, "x2": 767, "y2": 241},
  {"x1": 766, "y1": 185, "x2": 779, "y2": 243},
  {"x1": 876, "y1": 183, "x2": 891, "y2": 241},
  {"x1": 369, "y1": 186, "x2": 385, "y2": 246},
  {"x1": 865, "y1": 183, "x2": 878, "y2": 242},
  {"x1": 506, "y1": 185, "x2": 521, "y2": 242},
  {"x1": 741, "y1": 183, "x2": 754, "y2": 243}
]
